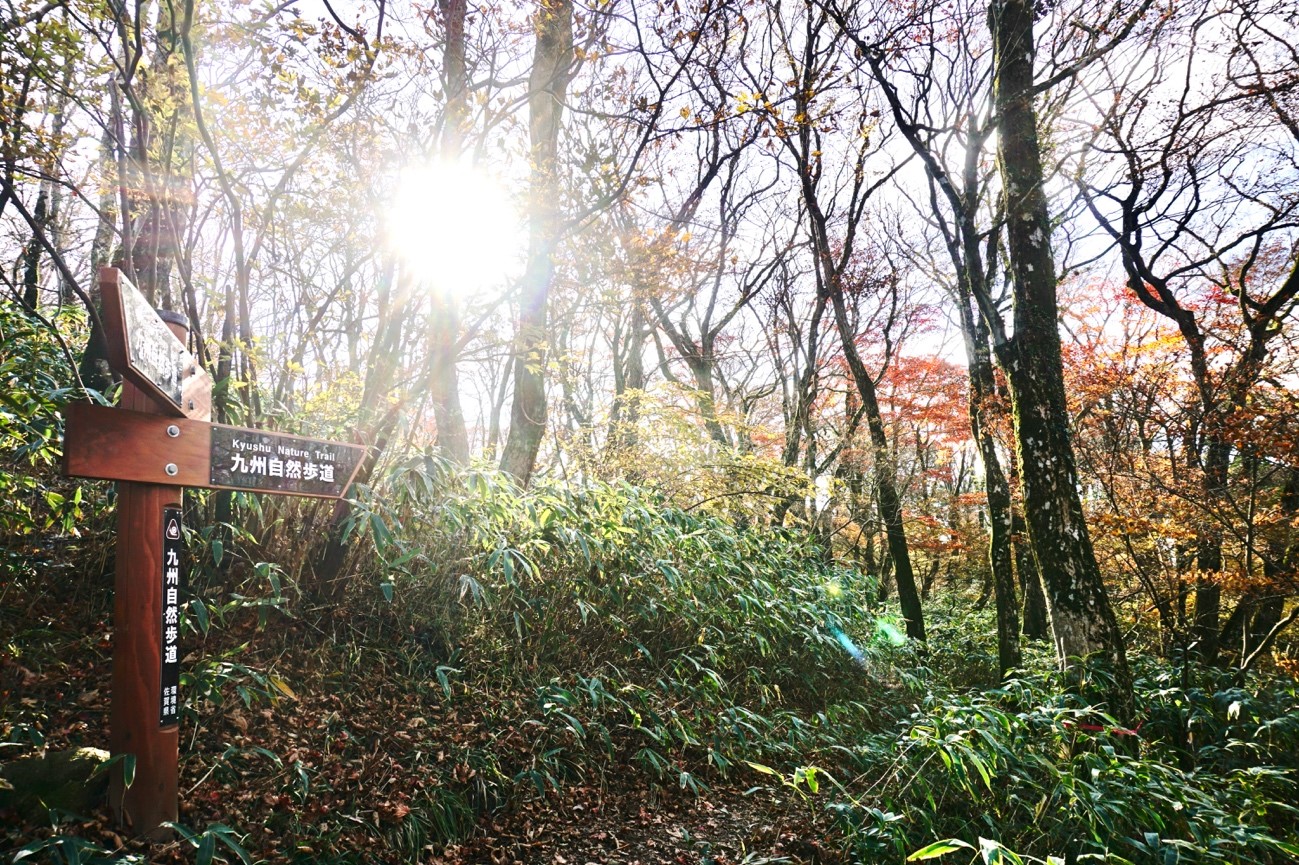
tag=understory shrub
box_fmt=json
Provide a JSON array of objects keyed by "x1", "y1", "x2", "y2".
[
  {"x1": 346, "y1": 455, "x2": 1299, "y2": 864},
  {"x1": 831, "y1": 667, "x2": 1299, "y2": 864}
]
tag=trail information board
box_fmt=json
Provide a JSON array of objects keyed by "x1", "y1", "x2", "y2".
[{"x1": 100, "y1": 269, "x2": 211, "y2": 421}]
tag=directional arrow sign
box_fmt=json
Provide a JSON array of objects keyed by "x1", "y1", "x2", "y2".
[
  {"x1": 100, "y1": 267, "x2": 212, "y2": 422},
  {"x1": 64, "y1": 403, "x2": 365, "y2": 498}
]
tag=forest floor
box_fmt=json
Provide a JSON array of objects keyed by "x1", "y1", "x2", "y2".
[
  {"x1": 2, "y1": 587, "x2": 837, "y2": 865},
  {"x1": 441, "y1": 784, "x2": 826, "y2": 864}
]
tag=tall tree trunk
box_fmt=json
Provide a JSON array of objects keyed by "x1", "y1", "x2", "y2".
[
  {"x1": 779, "y1": 293, "x2": 826, "y2": 470},
  {"x1": 782, "y1": 4, "x2": 922, "y2": 639},
  {"x1": 607, "y1": 306, "x2": 647, "y2": 457},
  {"x1": 439, "y1": 0, "x2": 469, "y2": 152},
  {"x1": 828, "y1": 288, "x2": 925, "y2": 641},
  {"x1": 486, "y1": 359, "x2": 512, "y2": 461},
  {"x1": 1193, "y1": 441, "x2": 1230, "y2": 663},
  {"x1": 958, "y1": 290, "x2": 1020, "y2": 675},
  {"x1": 864, "y1": 24, "x2": 1015, "y2": 663},
  {"x1": 19, "y1": 63, "x2": 72, "y2": 311},
  {"x1": 80, "y1": 129, "x2": 120, "y2": 393},
  {"x1": 427, "y1": 0, "x2": 472, "y2": 463},
  {"x1": 684, "y1": 349, "x2": 730, "y2": 448},
  {"x1": 46, "y1": 63, "x2": 73, "y2": 306},
  {"x1": 214, "y1": 281, "x2": 237, "y2": 421},
  {"x1": 307, "y1": 265, "x2": 405, "y2": 599},
  {"x1": 428, "y1": 294, "x2": 470, "y2": 461},
  {"x1": 20, "y1": 186, "x2": 48, "y2": 311},
  {"x1": 648, "y1": 302, "x2": 736, "y2": 450},
  {"x1": 1014, "y1": 512, "x2": 1050, "y2": 640},
  {"x1": 989, "y1": 0, "x2": 1131, "y2": 714},
  {"x1": 127, "y1": 0, "x2": 186, "y2": 309},
  {"x1": 499, "y1": 0, "x2": 573, "y2": 485},
  {"x1": 211, "y1": 280, "x2": 238, "y2": 538}
]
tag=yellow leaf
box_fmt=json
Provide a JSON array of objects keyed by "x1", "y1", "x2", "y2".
[{"x1": 270, "y1": 676, "x2": 297, "y2": 701}]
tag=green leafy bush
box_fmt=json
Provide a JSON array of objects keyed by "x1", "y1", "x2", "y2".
[
  {"x1": 337, "y1": 454, "x2": 893, "y2": 793},
  {"x1": 338, "y1": 456, "x2": 1299, "y2": 864},
  {"x1": 832, "y1": 667, "x2": 1299, "y2": 864},
  {"x1": 0, "y1": 303, "x2": 96, "y2": 539},
  {"x1": 355, "y1": 453, "x2": 884, "y2": 709}
]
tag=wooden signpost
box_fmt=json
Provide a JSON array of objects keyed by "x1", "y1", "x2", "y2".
[{"x1": 63, "y1": 268, "x2": 365, "y2": 835}]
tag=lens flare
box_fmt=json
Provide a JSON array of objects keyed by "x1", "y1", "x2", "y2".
[
  {"x1": 829, "y1": 624, "x2": 868, "y2": 667},
  {"x1": 385, "y1": 161, "x2": 524, "y2": 298},
  {"x1": 874, "y1": 618, "x2": 907, "y2": 646}
]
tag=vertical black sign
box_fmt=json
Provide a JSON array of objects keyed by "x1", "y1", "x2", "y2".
[{"x1": 160, "y1": 508, "x2": 182, "y2": 726}]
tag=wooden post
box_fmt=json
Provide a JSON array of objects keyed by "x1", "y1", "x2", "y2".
[{"x1": 109, "y1": 311, "x2": 188, "y2": 836}]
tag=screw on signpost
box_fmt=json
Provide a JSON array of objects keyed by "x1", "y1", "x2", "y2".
[{"x1": 109, "y1": 307, "x2": 191, "y2": 837}]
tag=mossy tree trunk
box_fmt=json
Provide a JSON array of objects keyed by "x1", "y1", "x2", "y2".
[
  {"x1": 1014, "y1": 511, "x2": 1050, "y2": 640},
  {"x1": 989, "y1": 0, "x2": 1132, "y2": 714}
]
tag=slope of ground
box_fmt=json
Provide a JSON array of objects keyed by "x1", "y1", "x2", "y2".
[{"x1": 1, "y1": 592, "x2": 843, "y2": 864}]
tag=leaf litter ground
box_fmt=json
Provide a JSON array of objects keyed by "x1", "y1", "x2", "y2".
[{"x1": 2, "y1": 594, "x2": 840, "y2": 864}]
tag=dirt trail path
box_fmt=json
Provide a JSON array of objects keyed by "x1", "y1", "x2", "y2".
[{"x1": 445, "y1": 783, "x2": 831, "y2": 865}]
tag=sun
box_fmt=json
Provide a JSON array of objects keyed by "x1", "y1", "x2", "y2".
[{"x1": 385, "y1": 161, "x2": 525, "y2": 299}]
